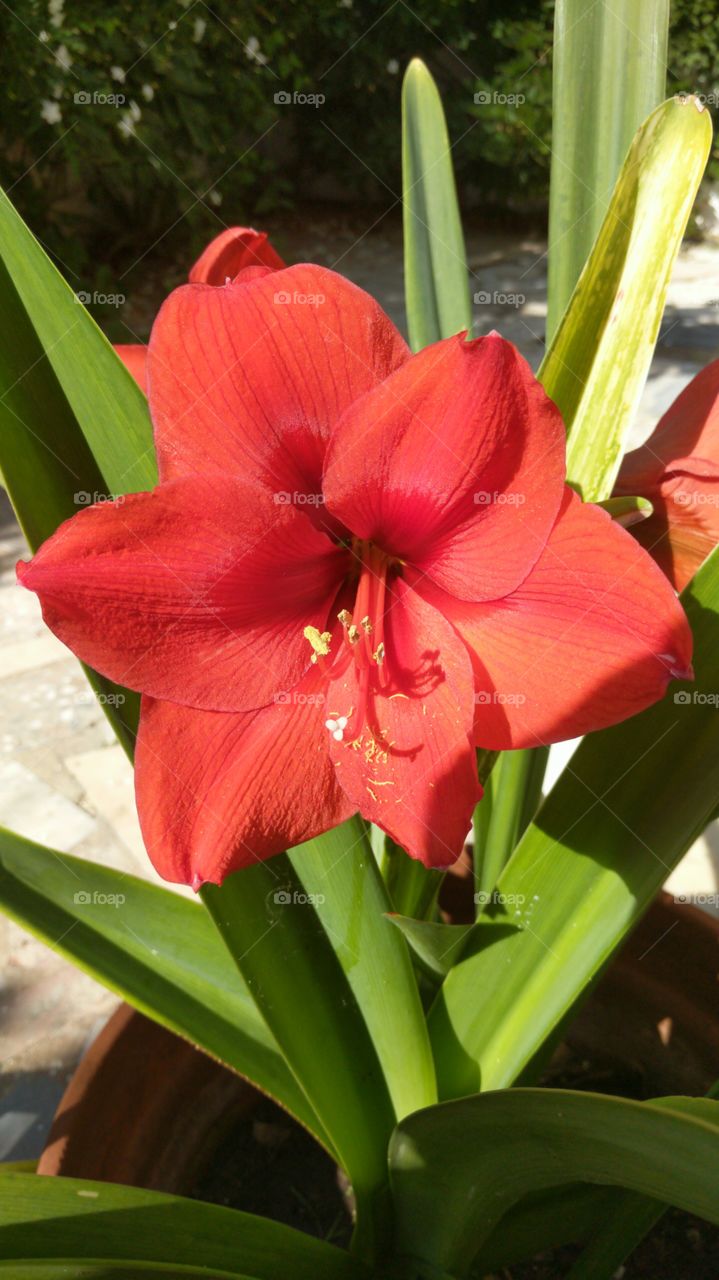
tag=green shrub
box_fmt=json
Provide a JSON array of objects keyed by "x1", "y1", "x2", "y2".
[{"x1": 0, "y1": 0, "x2": 715, "y2": 297}]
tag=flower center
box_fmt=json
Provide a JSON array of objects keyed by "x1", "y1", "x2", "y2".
[{"x1": 304, "y1": 539, "x2": 397, "y2": 742}]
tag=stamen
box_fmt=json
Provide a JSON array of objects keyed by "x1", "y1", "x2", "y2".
[
  {"x1": 304, "y1": 625, "x2": 332, "y2": 665},
  {"x1": 360, "y1": 615, "x2": 373, "y2": 634}
]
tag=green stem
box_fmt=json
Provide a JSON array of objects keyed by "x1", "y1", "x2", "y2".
[
  {"x1": 474, "y1": 751, "x2": 543, "y2": 917},
  {"x1": 383, "y1": 836, "x2": 443, "y2": 920},
  {"x1": 201, "y1": 858, "x2": 394, "y2": 1263}
]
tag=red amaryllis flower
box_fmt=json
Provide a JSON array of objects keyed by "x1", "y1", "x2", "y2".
[
  {"x1": 114, "y1": 226, "x2": 285, "y2": 393},
  {"x1": 19, "y1": 264, "x2": 693, "y2": 884},
  {"x1": 615, "y1": 359, "x2": 719, "y2": 592}
]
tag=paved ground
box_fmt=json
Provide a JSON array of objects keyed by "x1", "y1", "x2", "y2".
[{"x1": 1, "y1": 219, "x2": 718, "y2": 1161}]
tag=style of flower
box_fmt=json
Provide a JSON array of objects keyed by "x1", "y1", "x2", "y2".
[{"x1": 19, "y1": 255, "x2": 692, "y2": 884}]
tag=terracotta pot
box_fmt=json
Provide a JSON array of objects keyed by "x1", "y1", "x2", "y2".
[{"x1": 38, "y1": 893, "x2": 719, "y2": 1191}]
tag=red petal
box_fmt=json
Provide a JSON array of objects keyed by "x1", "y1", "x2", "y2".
[
  {"x1": 135, "y1": 667, "x2": 353, "y2": 886},
  {"x1": 323, "y1": 332, "x2": 566, "y2": 600},
  {"x1": 414, "y1": 489, "x2": 693, "y2": 750},
  {"x1": 618, "y1": 358, "x2": 719, "y2": 491},
  {"x1": 616, "y1": 361, "x2": 719, "y2": 591},
  {"x1": 148, "y1": 265, "x2": 409, "y2": 502},
  {"x1": 18, "y1": 476, "x2": 346, "y2": 712},
  {"x1": 114, "y1": 343, "x2": 147, "y2": 393},
  {"x1": 188, "y1": 227, "x2": 286, "y2": 285},
  {"x1": 326, "y1": 579, "x2": 480, "y2": 867},
  {"x1": 628, "y1": 472, "x2": 719, "y2": 592}
]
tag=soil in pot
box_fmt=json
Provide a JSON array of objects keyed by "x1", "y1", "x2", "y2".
[
  {"x1": 187, "y1": 1058, "x2": 719, "y2": 1279},
  {"x1": 190, "y1": 1094, "x2": 353, "y2": 1248}
]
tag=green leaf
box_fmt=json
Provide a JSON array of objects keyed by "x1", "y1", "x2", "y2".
[
  {"x1": 547, "y1": 0, "x2": 670, "y2": 339},
  {"x1": 0, "y1": 1266, "x2": 256, "y2": 1279},
  {"x1": 288, "y1": 822, "x2": 437, "y2": 1120},
  {"x1": 0, "y1": 827, "x2": 328, "y2": 1149},
  {"x1": 202, "y1": 832, "x2": 399, "y2": 1259},
  {"x1": 565, "y1": 1082, "x2": 719, "y2": 1279},
  {"x1": 0, "y1": 188, "x2": 157, "y2": 753},
  {"x1": 386, "y1": 916, "x2": 515, "y2": 983},
  {"x1": 429, "y1": 545, "x2": 719, "y2": 1098},
  {"x1": 402, "y1": 58, "x2": 472, "y2": 351},
  {"x1": 389, "y1": 1090, "x2": 719, "y2": 1277},
  {"x1": 0, "y1": 184, "x2": 156, "y2": 498},
  {"x1": 595, "y1": 495, "x2": 654, "y2": 527},
  {"x1": 541, "y1": 95, "x2": 711, "y2": 500},
  {"x1": 0, "y1": 1174, "x2": 366, "y2": 1280},
  {"x1": 386, "y1": 917, "x2": 473, "y2": 981}
]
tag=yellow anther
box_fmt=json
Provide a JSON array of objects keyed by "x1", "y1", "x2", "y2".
[
  {"x1": 348, "y1": 625, "x2": 361, "y2": 645},
  {"x1": 337, "y1": 609, "x2": 352, "y2": 628},
  {"x1": 360, "y1": 615, "x2": 373, "y2": 634},
  {"x1": 304, "y1": 625, "x2": 332, "y2": 659},
  {"x1": 373, "y1": 642, "x2": 385, "y2": 665}
]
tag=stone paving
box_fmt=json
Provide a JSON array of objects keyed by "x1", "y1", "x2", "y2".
[{"x1": 1, "y1": 220, "x2": 718, "y2": 1161}]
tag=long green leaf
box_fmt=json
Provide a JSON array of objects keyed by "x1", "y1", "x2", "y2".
[
  {"x1": 0, "y1": 185, "x2": 155, "y2": 496},
  {"x1": 542, "y1": 95, "x2": 711, "y2": 500},
  {"x1": 202, "y1": 831, "x2": 398, "y2": 1259},
  {"x1": 429, "y1": 545, "x2": 719, "y2": 1098},
  {"x1": 0, "y1": 1174, "x2": 366, "y2": 1280},
  {"x1": 287, "y1": 823, "x2": 436, "y2": 1121},
  {"x1": 0, "y1": 828, "x2": 328, "y2": 1147},
  {"x1": 547, "y1": 0, "x2": 670, "y2": 339},
  {"x1": 566, "y1": 1083, "x2": 719, "y2": 1279},
  {"x1": 389, "y1": 1090, "x2": 719, "y2": 1277},
  {"x1": 0, "y1": 188, "x2": 157, "y2": 751},
  {"x1": 402, "y1": 58, "x2": 472, "y2": 350}
]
